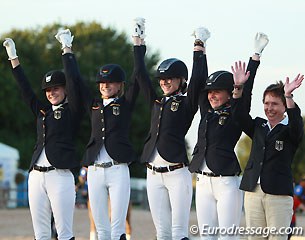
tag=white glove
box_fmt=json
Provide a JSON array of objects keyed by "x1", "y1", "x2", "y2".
[
  {"x1": 3, "y1": 38, "x2": 18, "y2": 60},
  {"x1": 132, "y1": 17, "x2": 146, "y2": 39},
  {"x1": 254, "y1": 32, "x2": 269, "y2": 55},
  {"x1": 55, "y1": 29, "x2": 74, "y2": 49},
  {"x1": 193, "y1": 27, "x2": 211, "y2": 46}
]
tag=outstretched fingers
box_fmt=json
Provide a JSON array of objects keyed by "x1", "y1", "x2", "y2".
[
  {"x1": 294, "y1": 74, "x2": 304, "y2": 88},
  {"x1": 231, "y1": 61, "x2": 250, "y2": 85},
  {"x1": 285, "y1": 74, "x2": 304, "y2": 93}
]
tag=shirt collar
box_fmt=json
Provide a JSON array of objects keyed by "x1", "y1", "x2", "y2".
[
  {"x1": 52, "y1": 98, "x2": 68, "y2": 111},
  {"x1": 165, "y1": 92, "x2": 183, "y2": 102},
  {"x1": 267, "y1": 115, "x2": 288, "y2": 130},
  {"x1": 103, "y1": 98, "x2": 116, "y2": 106},
  {"x1": 208, "y1": 102, "x2": 231, "y2": 114}
]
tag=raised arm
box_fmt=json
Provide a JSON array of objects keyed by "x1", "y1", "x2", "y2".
[
  {"x1": 132, "y1": 17, "x2": 157, "y2": 108},
  {"x1": 55, "y1": 29, "x2": 91, "y2": 113},
  {"x1": 243, "y1": 32, "x2": 269, "y2": 112},
  {"x1": 3, "y1": 38, "x2": 43, "y2": 116},
  {"x1": 187, "y1": 27, "x2": 209, "y2": 115},
  {"x1": 284, "y1": 74, "x2": 304, "y2": 109},
  {"x1": 231, "y1": 60, "x2": 254, "y2": 137},
  {"x1": 285, "y1": 74, "x2": 304, "y2": 144}
]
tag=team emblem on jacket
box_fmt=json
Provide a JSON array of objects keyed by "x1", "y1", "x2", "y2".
[
  {"x1": 218, "y1": 115, "x2": 227, "y2": 125},
  {"x1": 170, "y1": 102, "x2": 179, "y2": 112},
  {"x1": 112, "y1": 106, "x2": 120, "y2": 115},
  {"x1": 275, "y1": 140, "x2": 284, "y2": 151},
  {"x1": 54, "y1": 110, "x2": 62, "y2": 120}
]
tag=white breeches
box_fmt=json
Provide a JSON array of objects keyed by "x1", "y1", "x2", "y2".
[
  {"x1": 28, "y1": 169, "x2": 75, "y2": 240},
  {"x1": 87, "y1": 164, "x2": 130, "y2": 240},
  {"x1": 146, "y1": 167, "x2": 193, "y2": 240},
  {"x1": 196, "y1": 175, "x2": 243, "y2": 240}
]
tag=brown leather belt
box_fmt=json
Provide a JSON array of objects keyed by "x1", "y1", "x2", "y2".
[
  {"x1": 33, "y1": 165, "x2": 56, "y2": 172},
  {"x1": 146, "y1": 163, "x2": 185, "y2": 173}
]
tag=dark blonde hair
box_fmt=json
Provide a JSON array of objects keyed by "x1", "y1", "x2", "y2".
[
  {"x1": 117, "y1": 82, "x2": 125, "y2": 97},
  {"x1": 180, "y1": 78, "x2": 187, "y2": 94}
]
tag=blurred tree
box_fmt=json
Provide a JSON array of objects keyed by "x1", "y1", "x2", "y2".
[
  {"x1": 236, "y1": 118, "x2": 305, "y2": 180},
  {"x1": 0, "y1": 22, "x2": 160, "y2": 178}
]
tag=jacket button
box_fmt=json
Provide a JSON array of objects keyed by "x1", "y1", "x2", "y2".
[
  {"x1": 260, "y1": 162, "x2": 263, "y2": 166},
  {"x1": 102, "y1": 128, "x2": 105, "y2": 131},
  {"x1": 100, "y1": 110, "x2": 103, "y2": 113},
  {"x1": 102, "y1": 137, "x2": 105, "y2": 140}
]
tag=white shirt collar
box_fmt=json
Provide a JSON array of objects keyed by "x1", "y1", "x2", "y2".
[
  {"x1": 165, "y1": 92, "x2": 183, "y2": 102},
  {"x1": 103, "y1": 98, "x2": 115, "y2": 106},
  {"x1": 52, "y1": 98, "x2": 68, "y2": 111},
  {"x1": 267, "y1": 115, "x2": 288, "y2": 130}
]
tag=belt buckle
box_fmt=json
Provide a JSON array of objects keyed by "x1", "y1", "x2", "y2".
[
  {"x1": 146, "y1": 163, "x2": 156, "y2": 174},
  {"x1": 97, "y1": 162, "x2": 112, "y2": 168},
  {"x1": 152, "y1": 166, "x2": 156, "y2": 175},
  {"x1": 104, "y1": 162, "x2": 112, "y2": 168},
  {"x1": 33, "y1": 165, "x2": 54, "y2": 172}
]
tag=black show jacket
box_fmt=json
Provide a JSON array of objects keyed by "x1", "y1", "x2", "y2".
[
  {"x1": 134, "y1": 45, "x2": 207, "y2": 164},
  {"x1": 232, "y1": 97, "x2": 303, "y2": 196}
]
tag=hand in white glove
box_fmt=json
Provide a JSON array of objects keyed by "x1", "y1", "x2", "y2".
[
  {"x1": 3, "y1": 38, "x2": 18, "y2": 60},
  {"x1": 193, "y1": 27, "x2": 211, "y2": 47},
  {"x1": 132, "y1": 17, "x2": 146, "y2": 39},
  {"x1": 55, "y1": 29, "x2": 74, "y2": 49},
  {"x1": 254, "y1": 32, "x2": 269, "y2": 55}
]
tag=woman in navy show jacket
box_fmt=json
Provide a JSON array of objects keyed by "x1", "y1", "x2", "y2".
[
  {"x1": 132, "y1": 19, "x2": 208, "y2": 240},
  {"x1": 232, "y1": 65, "x2": 304, "y2": 240},
  {"x1": 55, "y1": 29, "x2": 139, "y2": 240},
  {"x1": 189, "y1": 33, "x2": 269, "y2": 239},
  {"x1": 3, "y1": 37, "x2": 82, "y2": 240}
]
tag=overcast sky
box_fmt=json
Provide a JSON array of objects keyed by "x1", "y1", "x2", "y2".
[{"x1": 1, "y1": 0, "x2": 305, "y2": 150}]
